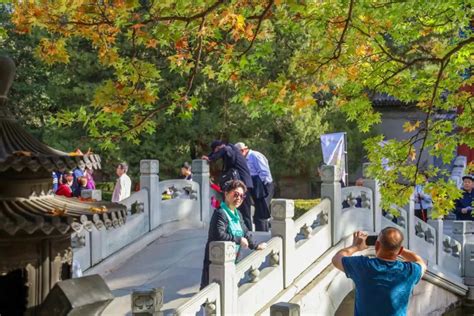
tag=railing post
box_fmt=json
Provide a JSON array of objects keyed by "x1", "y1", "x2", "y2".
[
  {"x1": 453, "y1": 221, "x2": 474, "y2": 279},
  {"x1": 192, "y1": 159, "x2": 211, "y2": 224},
  {"x1": 270, "y1": 302, "x2": 300, "y2": 316},
  {"x1": 320, "y1": 165, "x2": 342, "y2": 246},
  {"x1": 405, "y1": 198, "x2": 416, "y2": 250},
  {"x1": 140, "y1": 159, "x2": 160, "y2": 231},
  {"x1": 362, "y1": 163, "x2": 382, "y2": 233},
  {"x1": 427, "y1": 219, "x2": 443, "y2": 267},
  {"x1": 209, "y1": 241, "x2": 238, "y2": 315},
  {"x1": 271, "y1": 199, "x2": 296, "y2": 288}
]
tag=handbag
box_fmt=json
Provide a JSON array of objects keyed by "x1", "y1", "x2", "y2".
[{"x1": 219, "y1": 168, "x2": 240, "y2": 189}]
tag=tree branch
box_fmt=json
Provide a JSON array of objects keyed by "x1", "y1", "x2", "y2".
[
  {"x1": 238, "y1": 0, "x2": 274, "y2": 58},
  {"x1": 146, "y1": 0, "x2": 225, "y2": 24}
]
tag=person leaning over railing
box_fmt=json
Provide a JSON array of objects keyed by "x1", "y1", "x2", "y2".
[
  {"x1": 200, "y1": 179, "x2": 267, "y2": 290},
  {"x1": 332, "y1": 228, "x2": 426, "y2": 316}
]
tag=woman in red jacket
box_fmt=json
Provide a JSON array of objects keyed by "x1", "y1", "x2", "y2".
[{"x1": 56, "y1": 171, "x2": 74, "y2": 197}]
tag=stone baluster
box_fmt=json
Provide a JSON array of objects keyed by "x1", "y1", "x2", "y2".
[
  {"x1": 140, "y1": 160, "x2": 160, "y2": 230},
  {"x1": 362, "y1": 163, "x2": 382, "y2": 233},
  {"x1": 427, "y1": 219, "x2": 443, "y2": 267},
  {"x1": 405, "y1": 198, "x2": 416, "y2": 251},
  {"x1": 453, "y1": 221, "x2": 474, "y2": 280},
  {"x1": 192, "y1": 159, "x2": 211, "y2": 223},
  {"x1": 271, "y1": 199, "x2": 296, "y2": 288},
  {"x1": 209, "y1": 241, "x2": 238, "y2": 315},
  {"x1": 320, "y1": 165, "x2": 341, "y2": 246}
]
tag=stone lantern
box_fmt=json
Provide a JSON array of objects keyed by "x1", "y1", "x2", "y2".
[{"x1": 0, "y1": 56, "x2": 127, "y2": 315}]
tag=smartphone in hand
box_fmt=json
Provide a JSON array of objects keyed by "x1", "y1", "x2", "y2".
[{"x1": 366, "y1": 235, "x2": 378, "y2": 246}]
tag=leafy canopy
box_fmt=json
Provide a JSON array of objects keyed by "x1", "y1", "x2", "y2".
[{"x1": 8, "y1": 0, "x2": 474, "y2": 216}]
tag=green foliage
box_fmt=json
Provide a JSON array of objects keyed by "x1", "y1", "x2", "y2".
[{"x1": 3, "y1": 0, "x2": 473, "y2": 216}]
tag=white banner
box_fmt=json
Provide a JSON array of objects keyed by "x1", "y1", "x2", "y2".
[{"x1": 320, "y1": 132, "x2": 346, "y2": 184}]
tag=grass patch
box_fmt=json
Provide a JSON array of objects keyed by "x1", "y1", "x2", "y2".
[{"x1": 294, "y1": 199, "x2": 321, "y2": 219}]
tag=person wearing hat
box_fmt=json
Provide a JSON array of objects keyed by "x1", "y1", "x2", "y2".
[
  {"x1": 454, "y1": 175, "x2": 474, "y2": 220},
  {"x1": 235, "y1": 142, "x2": 274, "y2": 232},
  {"x1": 202, "y1": 140, "x2": 254, "y2": 231}
]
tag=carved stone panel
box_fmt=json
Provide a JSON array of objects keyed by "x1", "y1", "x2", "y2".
[
  {"x1": 321, "y1": 165, "x2": 341, "y2": 183},
  {"x1": 140, "y1": 160, "x2": 159, "y2": 175},
  {"x1": 271, "y1": 199, "x2": 295, "y2": 220},
  {"x1": 131, "y1": 287, "x2": 164, "y2": 314},
  {"x1": 209, "y1": 241, "x2": 236, "y2": 264}
]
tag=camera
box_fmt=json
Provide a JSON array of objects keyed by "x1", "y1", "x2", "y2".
[{"x1": 366, "y1": 235, "x2": 378, "y2": 246}]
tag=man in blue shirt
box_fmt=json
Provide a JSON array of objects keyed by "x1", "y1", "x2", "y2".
[
  {"x1": 332, "y1": 228, "x2": 426, "y2": 316},
  {"x1": 235, "y1": 142, "x2": 274, "y2": 231}
]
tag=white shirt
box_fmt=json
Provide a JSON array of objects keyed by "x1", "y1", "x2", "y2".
[{"x1": 112, "y1": 173, "x2": 131, "y2": 202}]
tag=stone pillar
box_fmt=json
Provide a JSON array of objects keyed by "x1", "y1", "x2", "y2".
[
  {"x1": 405, "y1": 197, "x2": 416, "y2": 250},
  {"x1": 271, "y1": 199, "x2": 296, "y2": 288},
  {"x1": 453, "y1": 221, "x2": 474, "y2": 279},
  {"x1": 270, "y1": 302, "x2": 300, "y2": 316},
  {"x1": 209, "y1": 241, "x2": 238, "y2": 315},
  {"x1": 362, "y1": 163, "x2": 382, "y2": 233},
  {"x1": 320, "y1": 165, "x2": 341, "y2": 246},
  {"x1": 192, "y1": 159, "x2": 211, "y2": 224},
  {"x1": 427, "y1": 219, "x2": 443, "y2": 267},
  {"x1": 140, "y1": 160, "x2": 160, "y2": 231}
]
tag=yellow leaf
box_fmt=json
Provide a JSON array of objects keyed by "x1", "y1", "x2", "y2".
[
  {"x1": 409, "y1": 149, "x2": 416, "y2": 161},
  {"x1": 402, "y1": 120, "x2": 421, "y2": 133},
  {"x1": 242, "y1": 94, "x2": 251, "y2": 105}
]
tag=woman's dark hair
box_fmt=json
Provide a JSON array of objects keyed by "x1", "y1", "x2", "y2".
[{"x1": 222, "y1": 179, "x2": 247, "y2": 193}]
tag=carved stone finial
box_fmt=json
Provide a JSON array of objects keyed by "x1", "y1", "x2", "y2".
[
  {"x1": 192, "y1": 159, "x2": 209, "y2": 174},
  {"x1": 140, "y1": 160, "x2": 159, "y2": 175},
  {"x1": 271, "y1": 199, "x2": 294, "y2": 220},
  {"x1": 209, "y1": 241, "x2": 236, "y2": 264},
  {"x1": 321, "y1": 165, "x2": 341, "y2": 183},
  {"x1": 131, "y1": 287, "x2": 164, "y2": 314}
]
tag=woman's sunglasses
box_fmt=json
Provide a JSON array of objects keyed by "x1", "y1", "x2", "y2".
[{"x1": 233, "y1": 191, "x2": 246, "y2": 200}]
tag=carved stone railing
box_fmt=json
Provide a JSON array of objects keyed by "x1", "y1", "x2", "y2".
[
  {"x1": 207, "y1": 237, "x2": 284, "y2": 315},
  {"x1": 173, "y1": 282, "x2": 221, "y2": 316},
  {"x1": 157, "y1": 179, "x2": 201, "y2": 225},
  {"x1": 159, "y1": 179, "x2": 199, "y2": 201},
  {"x1": 338, "y1": 186, "x2": 374, "y2": 239},
  {"x1": 168, "y1": 164, "x2": 468, "y2": 315},
  {"x1": 73, "y1": 159, "x2": 210, "y2": 274}
]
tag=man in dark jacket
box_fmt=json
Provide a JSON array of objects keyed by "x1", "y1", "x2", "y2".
[
  {"x1": 455, "y1": 175, "x2": 474, "y2": 220},
  {"x1": 202, "y1": 140, "x2": 254, "y2": 230}
]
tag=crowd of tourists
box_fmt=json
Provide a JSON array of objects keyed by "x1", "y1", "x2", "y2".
[{"x1": 52, "y1": 159, "x2": 132, "y2": 203}]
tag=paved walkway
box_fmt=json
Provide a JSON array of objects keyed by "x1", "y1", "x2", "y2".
[{"x1": 102, "y1": 228, "x2": 270, "y2": 315}]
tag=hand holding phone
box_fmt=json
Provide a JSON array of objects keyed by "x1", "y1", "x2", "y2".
[{"x1": 366, "y1": 235, "x2": 378, "y2": 246}]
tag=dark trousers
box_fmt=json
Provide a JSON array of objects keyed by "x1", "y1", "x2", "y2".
[
  {"x1": 415, "y1": 209, "x2": 427, "y2": 222},
  {"x1": 238, "y1": 192, "x2": 253, "y2": 231},
  {"x1": 252, "y1": 182, "x2": 274, "y2": 232}
]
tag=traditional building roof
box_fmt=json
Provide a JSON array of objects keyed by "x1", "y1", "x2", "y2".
[
  {"x1": 0, "y1": 56, "x2": 127, "y2": 236},
  {"x1": 0, "y1": 195, "x2": 127, "y2": 236},
  {"x1": 0, "y1": 57, "x2": 101, "y2": 173}
]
